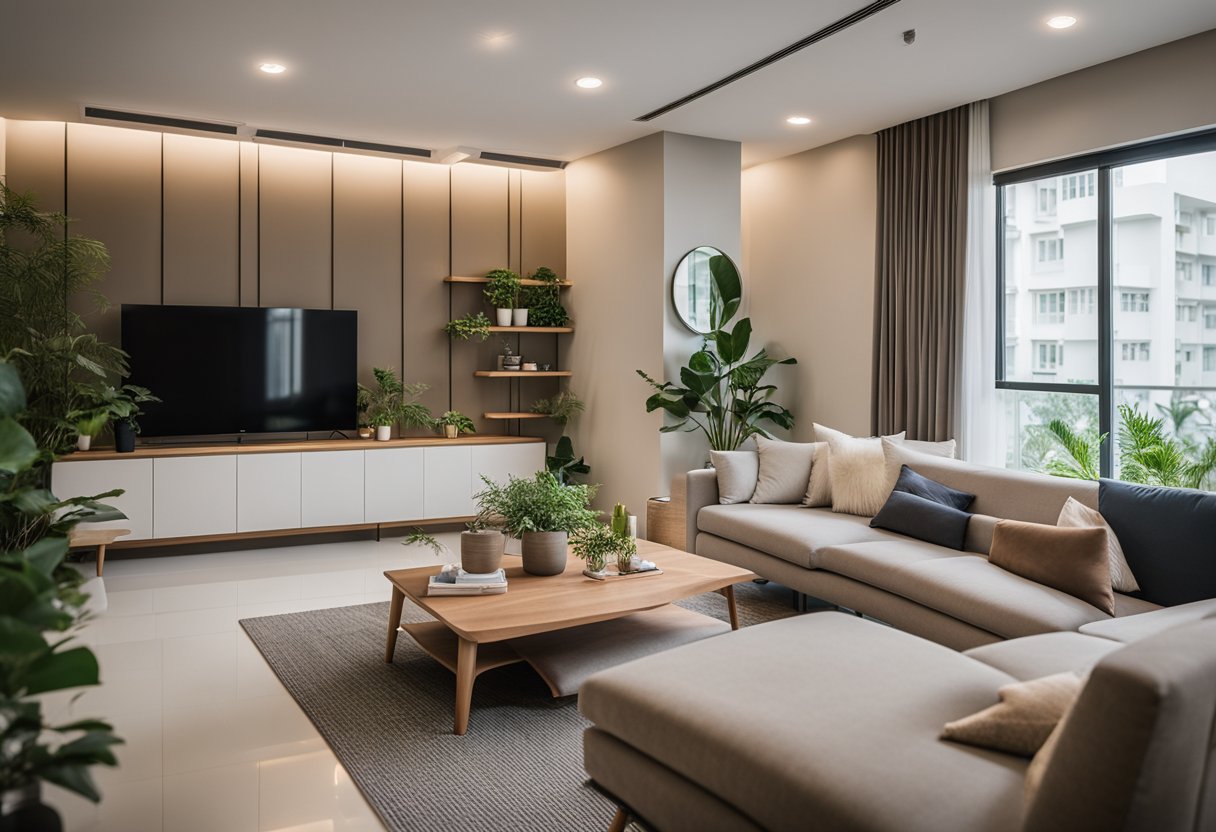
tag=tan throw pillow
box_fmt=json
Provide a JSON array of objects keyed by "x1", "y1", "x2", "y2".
[
  {"x1": 802, "y1": 443, "x2": 831, "y2": 507},
  {"x1": 710, "y1": 450, "x2": 758, "y2": 505},
  {"x1": 750, "y1": 436, "x2": 817, "y2": 504},
  {"x1": 1024, "y1": 688, "x2": 1082, "y2": 801},
  {"x1": 827, "y1": 436, "x2": 891, "y2": 516},
  {"x1": 942, "y1": 672, "x2": 1083, "y2": 758},
  {"x1": 989, "y1": 519, "x2": 1115, "y2": 615},
  {"x1": 1056, "y1": 496, "x2": 1140, "y2": 594}
]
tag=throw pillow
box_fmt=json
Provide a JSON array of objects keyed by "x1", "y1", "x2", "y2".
[
  {"x1": 870, "y1": 491, "x2": 972, "y2": 550},
  {"x1": 802, "y1": 442, "x2": 831, "y2": 507},
  {"x1": 1024, "y1": 691, "x2": 1081, "y2": 802},
  {"x1": 827, "y1": 436, "x2": 891, "y2": 516},
  {"x1": 709, "y1": 450, "x2": 759, "y2": 505},
  {"x1": 750, "y1": 436, "x2": 816, "y2": 505},
  {"x1": 1057, "y1": 496, "x2": 1139, "y2": 594},
  {"x1": 811, "y1": 423, "x2": 906, "y2": 445},
  {"x1": 1099, "y1": 478, "x2": 1216, "y2": 606},
  {"x1": 891, "y1": 464, "x2": 975, "y2": 511},
  {"x1": 902, "y1": 438, "x2": 958, "y2": 458},
  {"x1": 941, "y1": 672, "x2": 1083, "y2": 758},
  {"x1": 989, "y1": 520, "x2": 1115, "y2": 616}
]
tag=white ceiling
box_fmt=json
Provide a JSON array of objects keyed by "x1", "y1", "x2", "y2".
[{"x1": 2, "y1": 0, "x2": 1214, "y2": 167}]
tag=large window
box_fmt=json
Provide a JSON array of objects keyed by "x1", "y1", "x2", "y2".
[{"x1": 996, "y1": 131, "x2": 1216, "y2": 488}]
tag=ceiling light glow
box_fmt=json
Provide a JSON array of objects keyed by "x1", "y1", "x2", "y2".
[
  {"x1": 575, "y1": 77, "x2": 603, "y2": 89},
  {"x1": 1046, "y1": 15, "x2": 1077, "y2": 29},
  {"x1": 786, "y1": 116, "x2": 812, "y2": 125},
  {"x1": 258, "y1": 63, "x2": 287, "y2": 74}
]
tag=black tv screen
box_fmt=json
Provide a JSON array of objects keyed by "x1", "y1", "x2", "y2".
[{"x1": 122, "y1": 305, "x2": 357, "y2": 437}]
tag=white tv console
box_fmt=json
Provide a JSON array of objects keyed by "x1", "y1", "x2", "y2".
[{"x1": 51, "y1": 436, "x2": 546, "y2": 548}]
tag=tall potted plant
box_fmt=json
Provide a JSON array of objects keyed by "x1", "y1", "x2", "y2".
[
  {"x1": 473, "y1": 471, "x2": 598, "y2": 576},
  {"x1": 638, "y1": 254, "x2": 797, "y2": 451},
  {"x1": 484, "y1": 269, "x2": 521, "y2": 327}
]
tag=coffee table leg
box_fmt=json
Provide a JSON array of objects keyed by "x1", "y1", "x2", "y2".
[
  {"x1": 385, "y1": 587, "x2": 404, "y2": 663},
  {"x1": 454, "y1": 637, "x2": 478, "y2": 735},
  {"x1": 723, "y1": 584, "x2": 740, "y2": 630}
]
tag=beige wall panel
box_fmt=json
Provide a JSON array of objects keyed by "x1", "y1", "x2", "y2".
[
  {"x1": 66, "y1": 123, "x2": 162, "y2": 348},
  {"x1": 5, "y1": 120, "x2": 66, "y2": 213},
  {"x1": 742, "y1": 135, "x2": 877, "y2": 438},
  {"x1": 991, "y1": 29, "x2": 1216, "y2": 172},
  {"x1": 520, "y1": 170, "x2": 567, "y2": 278},
  {"x1": 450, "y1": 163, "x2": 509, "y2": 276},
  {"x1": 0, "y1": 118, "x2": 7, "y2": 179},
  {"x1": 239, "y1": 142, "x2": 259, "y2": 307},
  {"x1": 333, "y1": 153, "x2": 402, "y2": 388},
  {"x1": 162, "y1": 134, "x2": 239, "y2": 306},
  {"x1": 257, "y1": 144, "x2": 332, "y2": 309},
  {"x1": 508, "y1": 169, "x2": 523, "y2": 274},
  {"x1": 402, "y1": 162, "x2": 453, "y2": 419}
]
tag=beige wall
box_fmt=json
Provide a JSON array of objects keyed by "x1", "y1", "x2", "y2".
[
  {"x1": 2, "y1": 120, "x2": 566, "y2": 440},
  {"x1": 742, "y1": 134, "x2": 877, "y2": 438},
  {"x1": 991, "y1": 28, "x2": 1216, "y2": 172}
]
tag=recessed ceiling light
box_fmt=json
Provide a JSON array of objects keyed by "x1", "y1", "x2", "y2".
[
  {"x1": 259, "y1": 63, "x2": 287, "y2": 74},
  {"x1": 575, "y1": 77, "x2": 603, "y2": 90},
  {"x1": 479, "y1": 31, "x2": 513, "y2": 48},
  {"x1": 786, "y1": 116, "x2": 812, "y2": 125},
  {"x1": 1046, "y1": 15, "x2": 1077, "y2": 29}
]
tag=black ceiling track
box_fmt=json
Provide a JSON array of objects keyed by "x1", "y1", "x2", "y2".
[
  {"x1": 479, "y1": 151, "x2": 567, "y2": 170},
  {"x1": 84, "y1": 106, "x2": 238, "y2": 135},
  {"x1": 634, "y1": 0, "x2": 903, "y2": 122},
  {"x1": 254, "y1": 129, "x2": 431, "y2": 158}
]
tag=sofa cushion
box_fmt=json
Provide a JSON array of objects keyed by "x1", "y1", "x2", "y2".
[
  {"x1": 988, "y1": 520, "x2": 1115, "y2": 616},
  {"x1": 941, "y1": 671, "x2": 1083, "y2": 758},
  {"x1": 817, "y1": 541, "x2": 1116, "y2": 638},
  {"x1": 580, "y1": 613, "x2": 1026, "y2": 832},
  {"x1": 709, "y1": 450, "x2": 758, "y2": 504},
  {"x1": 892, "y1": 464, "x2": 975, "y2": 510},
  {"x1": 1099, "y1": 478, "x2": 1216, "y2": 606},
  {"x1": 964, "y1": 632, "x2": 1123, "y2": 681},
  {"x1": 1057, "y1": 496, "x2": 1139, "y2": 593},
  {"x1": 750, "y1": 436, "x2": 818, "y2": 504},
  {"x1": 871, "y1": 491, "x2": 972, "y2": 550},
  {"x1": 696, "y1": 504, "x2": 901, "y2": 569},
  {"x1": 1077, "y1": 597, "x2": 1215, "y2": 644}
]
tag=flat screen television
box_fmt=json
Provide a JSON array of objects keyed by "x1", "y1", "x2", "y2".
[{"x1": 121, "y1": 305, "x2": 357, "y2": 438}]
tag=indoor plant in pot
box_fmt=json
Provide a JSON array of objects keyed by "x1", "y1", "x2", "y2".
[
  {"x1": 435, "y1": 410, "x2": 476, "y2": 440},
  {"x1": 571, "y1": 522, "x2": 637, "y2": 579},
  {"x1": 355, "y1": 385, "x2": 373, "y2": 439},
  {"x1": 443, "y1": 311, "x2": 491, "y2": 342},
  {"x1": 474, "y1": 471, "x2": 598, "y2": 576},
  {"x1": 523, "y1": 266, "x2": 569, "y2": 328},
  {"x1": 483, "y1": 269, "x2": 521, "y2": 327},
  {"x1": 102, "y1": 384, "x2": 159, "y2": 453},
  {"x1": 459, "y1": 518, "x2": 505, "y2": 574},
  {"x1": 359, "y1": 368, "x2": 432, "y2": 441}
]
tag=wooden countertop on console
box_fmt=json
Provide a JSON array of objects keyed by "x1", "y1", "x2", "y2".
[{"x1": 63, "y1": 434, "x2": 543, "y2": 461}]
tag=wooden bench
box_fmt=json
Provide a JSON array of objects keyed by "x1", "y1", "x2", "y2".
[{"x1": 68, "y1": 528, "x2": 130, "y2": 577}]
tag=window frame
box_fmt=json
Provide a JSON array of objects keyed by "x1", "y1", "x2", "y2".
[{"x1": 994, "y1": 127, "x2": 1216, "y2": 476}]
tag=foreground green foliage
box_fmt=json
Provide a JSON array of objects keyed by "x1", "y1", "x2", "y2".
[{"x1": 474, "y1": 471, "x2": 598, "y2": 537}]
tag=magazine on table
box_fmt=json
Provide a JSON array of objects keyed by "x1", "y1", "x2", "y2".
[{"x1": 427, "y1": 564, "x2": 508, "y2": 596}]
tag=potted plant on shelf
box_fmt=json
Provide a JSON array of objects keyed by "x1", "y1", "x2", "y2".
[
  {"x1": 443, "y1": 312, "x2": 491, "y2": 342},
  {"x1": 460, "y1": 517, "x2": 505, "y2": 574},
  {"x1": 474, "y1": 471, "x2": 598, "y2": 576},
  {"x1": 358, "y1": 368, "x2": 432, "y2": 441},
  {"x1": 435, "y1": 410, "x2": 476, "y2": 439},
  {"x1": 499, "y1": 340, "x2": 523, "y2": 372},
  {"x1": 484, "y1": 269, "x2": 522, "y2": 327},
  {"x1": 100, "y1": 384, "x2": 159, "y2": 453},
  {"x1": 523, "y1": 266, "x2": 569, "y2": 328},
  {"x1": 530, "y1": 389, "x2": 585, "y2": 425},
  {"x1": 572, "y1": 522, "x2": 638, "y2": 578},
  {"x1": 355, "y1": 385, "x2": 373, "y2": 439}
]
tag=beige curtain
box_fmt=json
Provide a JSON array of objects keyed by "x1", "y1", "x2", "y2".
[{"x1": 872, "y1": 105, "x2": 969, "y2": 441}]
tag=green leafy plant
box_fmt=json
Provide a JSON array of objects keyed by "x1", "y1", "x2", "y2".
[
  {"x1": 473, "y1": 471, "x2": 599, "y2": 537},
  {"x1": 355, "y1": 385, "x2": 372, "y2": 429},
  {"x1": 638, "y1": 254, "x2": 796, "y2": 451},
  {"x1": 357, "y1": 368, "x2": 432, "y2": 430},
  {"x1": 522, "y1": 266, "x2": 569, "y2": 327},
  {"x1": 435, "y1": 410, "x2": 476, "y2": 435},
  {"x1": 1042, "y1": 419, "x2": 1105, "y2": 480},
  {"x1": 530, "y1": 390, "x2": 585, "y2": 426},
  {"x1": 483, "y1": 268, "x2": 521, "y2": 310},
  {"x1": 444, "y1": 312, "x2": 492, "y2": 342},
  {"x1": 402, "y1": 528, "x2": 445, "y2": 559},
  {"x1": 0, "y1": 361, "x2": 125, "y2": 804},
  {"x1": 68, "y1": 383, "x2": 159, "y2": 437},
  {"x1": 547, "y1": 435, "x2": 590, "y2": 484},
  {"x1": 571, "y1": 522, "x2": 636, "y2": 573}
]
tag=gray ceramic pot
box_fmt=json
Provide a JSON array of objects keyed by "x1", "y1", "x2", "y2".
[
  {"x1": 460, "y1": 530, "x2": 504, "y2": 574},
  {"x1": 521, "y1": 531, "x2": 568, "y2": 576}
]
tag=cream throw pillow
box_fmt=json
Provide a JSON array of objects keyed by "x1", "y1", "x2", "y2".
[
  {"x1": 1057, "y1": 496, "x2": 1140, "y2": 594},
  {"x1": 902, "y1": 438, "x2": 957, "y2": 458},
  {"x1": 750, "y1": 436, "x2": 817, "y2": 504},
  {"x1": 710, "y1": 450, "x2": 758, "y2": 505},
  {"x1": 805, "y1": 425, "x2": 905, "y2": 508},
  {"x1": 827, "y1": 436, "x2": 893, "y2": 516},
  {"x1": 941, "y1": 672, "x2": 1083, "y2": 758}
]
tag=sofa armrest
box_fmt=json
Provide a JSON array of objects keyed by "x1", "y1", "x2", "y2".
[{"x1": 685, "y1": 468, "x2": 719, "y2": 554}]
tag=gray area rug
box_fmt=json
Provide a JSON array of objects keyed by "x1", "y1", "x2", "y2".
[{"x1": 240, "y1": 582, "x2": 797, "y2": 832}]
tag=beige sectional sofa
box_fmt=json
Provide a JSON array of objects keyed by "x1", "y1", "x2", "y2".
[{"x1": 685, "y1": 447, "x2": 1159, "y2": 650}]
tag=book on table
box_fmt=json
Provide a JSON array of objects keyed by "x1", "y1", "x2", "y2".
[{"x1": 427, "y1": 564, "x2": 508, "y2": 596}]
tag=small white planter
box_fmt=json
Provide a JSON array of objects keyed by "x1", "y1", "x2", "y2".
[
  {"x1": 375, "y1": 425, "x2": 392, "y2": 441},
  {"x1": 512, "y1": 308, "x2": 529, "y2": 327},
  {"x1": 76, "y1": 434, "x2": 92, "y2": 451},
  {"x1": 495, "y1": 308, "x2": 513, "y2": 327}
]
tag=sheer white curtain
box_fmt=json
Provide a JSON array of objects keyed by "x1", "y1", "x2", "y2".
[{"x1": 957, "y1": 100, "x2": 1001, "y2": 464}]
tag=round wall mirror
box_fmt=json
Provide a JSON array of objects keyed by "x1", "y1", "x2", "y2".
[{"x1": 672, "y1": 246, "x2": 739, "y2": 334}]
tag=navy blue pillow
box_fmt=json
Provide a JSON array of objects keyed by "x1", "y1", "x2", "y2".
[
  {"x1": 1099, "y1": 479, "x2": 1216, "y2": 606},
  {"x1": 870, "y1": 491, "x2": 971, "y2": 550},
  {"x1": 892, "y1": 465, "x2": 975, "y2": 511}
]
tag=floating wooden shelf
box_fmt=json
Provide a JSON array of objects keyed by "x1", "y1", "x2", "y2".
[
  {"x1": 484, "y1": 412, "x2": 547, "y2": 420},
  {"x1": 474, "y1": 371, "x2": 572, "y2": 378},
  {"x1": 446, "y1": 275, "x2": 572, "y2": 288},
  {"x1": 487, "y1": 326, "x2": 573, "y2": 333}
]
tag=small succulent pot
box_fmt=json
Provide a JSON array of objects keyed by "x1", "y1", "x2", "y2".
[
  {"x1": 512, "y1": 308, "x2": 529, "y2": 327},
  {"x1": 503, "y1": 355, "x2": 523, "y2": 371},
  {"x1": 357, "y1": 426, "x2": 374, "y2": 440},
  {"x1": 461, "y1": 530, "x2": 505, "y2": 574},
  {"x1": 521, "y1": 531, "x2": 568, "y2": 576},
  {"x1": 76, "y1": 434, "x2": 93, "y2": 452},
  {"x1": 495, "y1": 308, "x2": 513, "y2": 327},
  {"x1": 114, "y1": 421, "x2": 137, "y2": 453},
  {"x1": 375, "y1": 425, "x2": 392, "y2": 441},
  {"x1": 443, "y1": 424, "x2": 459, "y2": 439}
]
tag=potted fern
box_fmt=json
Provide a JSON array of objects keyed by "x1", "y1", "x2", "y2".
[
  {"x1": 473, "y1": 472, "x2": 598, "y2": 576},
  {"x1": 435, "y1": 410, "x2": 476, "y2": 439},
  {"x1": 484, "y1": 269, "x2": 521, "y2": 327}
]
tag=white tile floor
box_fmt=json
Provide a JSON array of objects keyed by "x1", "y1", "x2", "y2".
[{"x1": 46, "y1": 533, "x2": 457, "y2": 832}]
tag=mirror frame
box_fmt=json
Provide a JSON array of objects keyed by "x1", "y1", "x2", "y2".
[{"x1": 671, "y1": 245, "x2": 741, "y2": 335}]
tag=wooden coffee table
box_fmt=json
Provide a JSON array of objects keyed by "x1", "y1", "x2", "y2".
[{"x1": 383, "y1": 539, "x2": 754, "y2": 734}]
